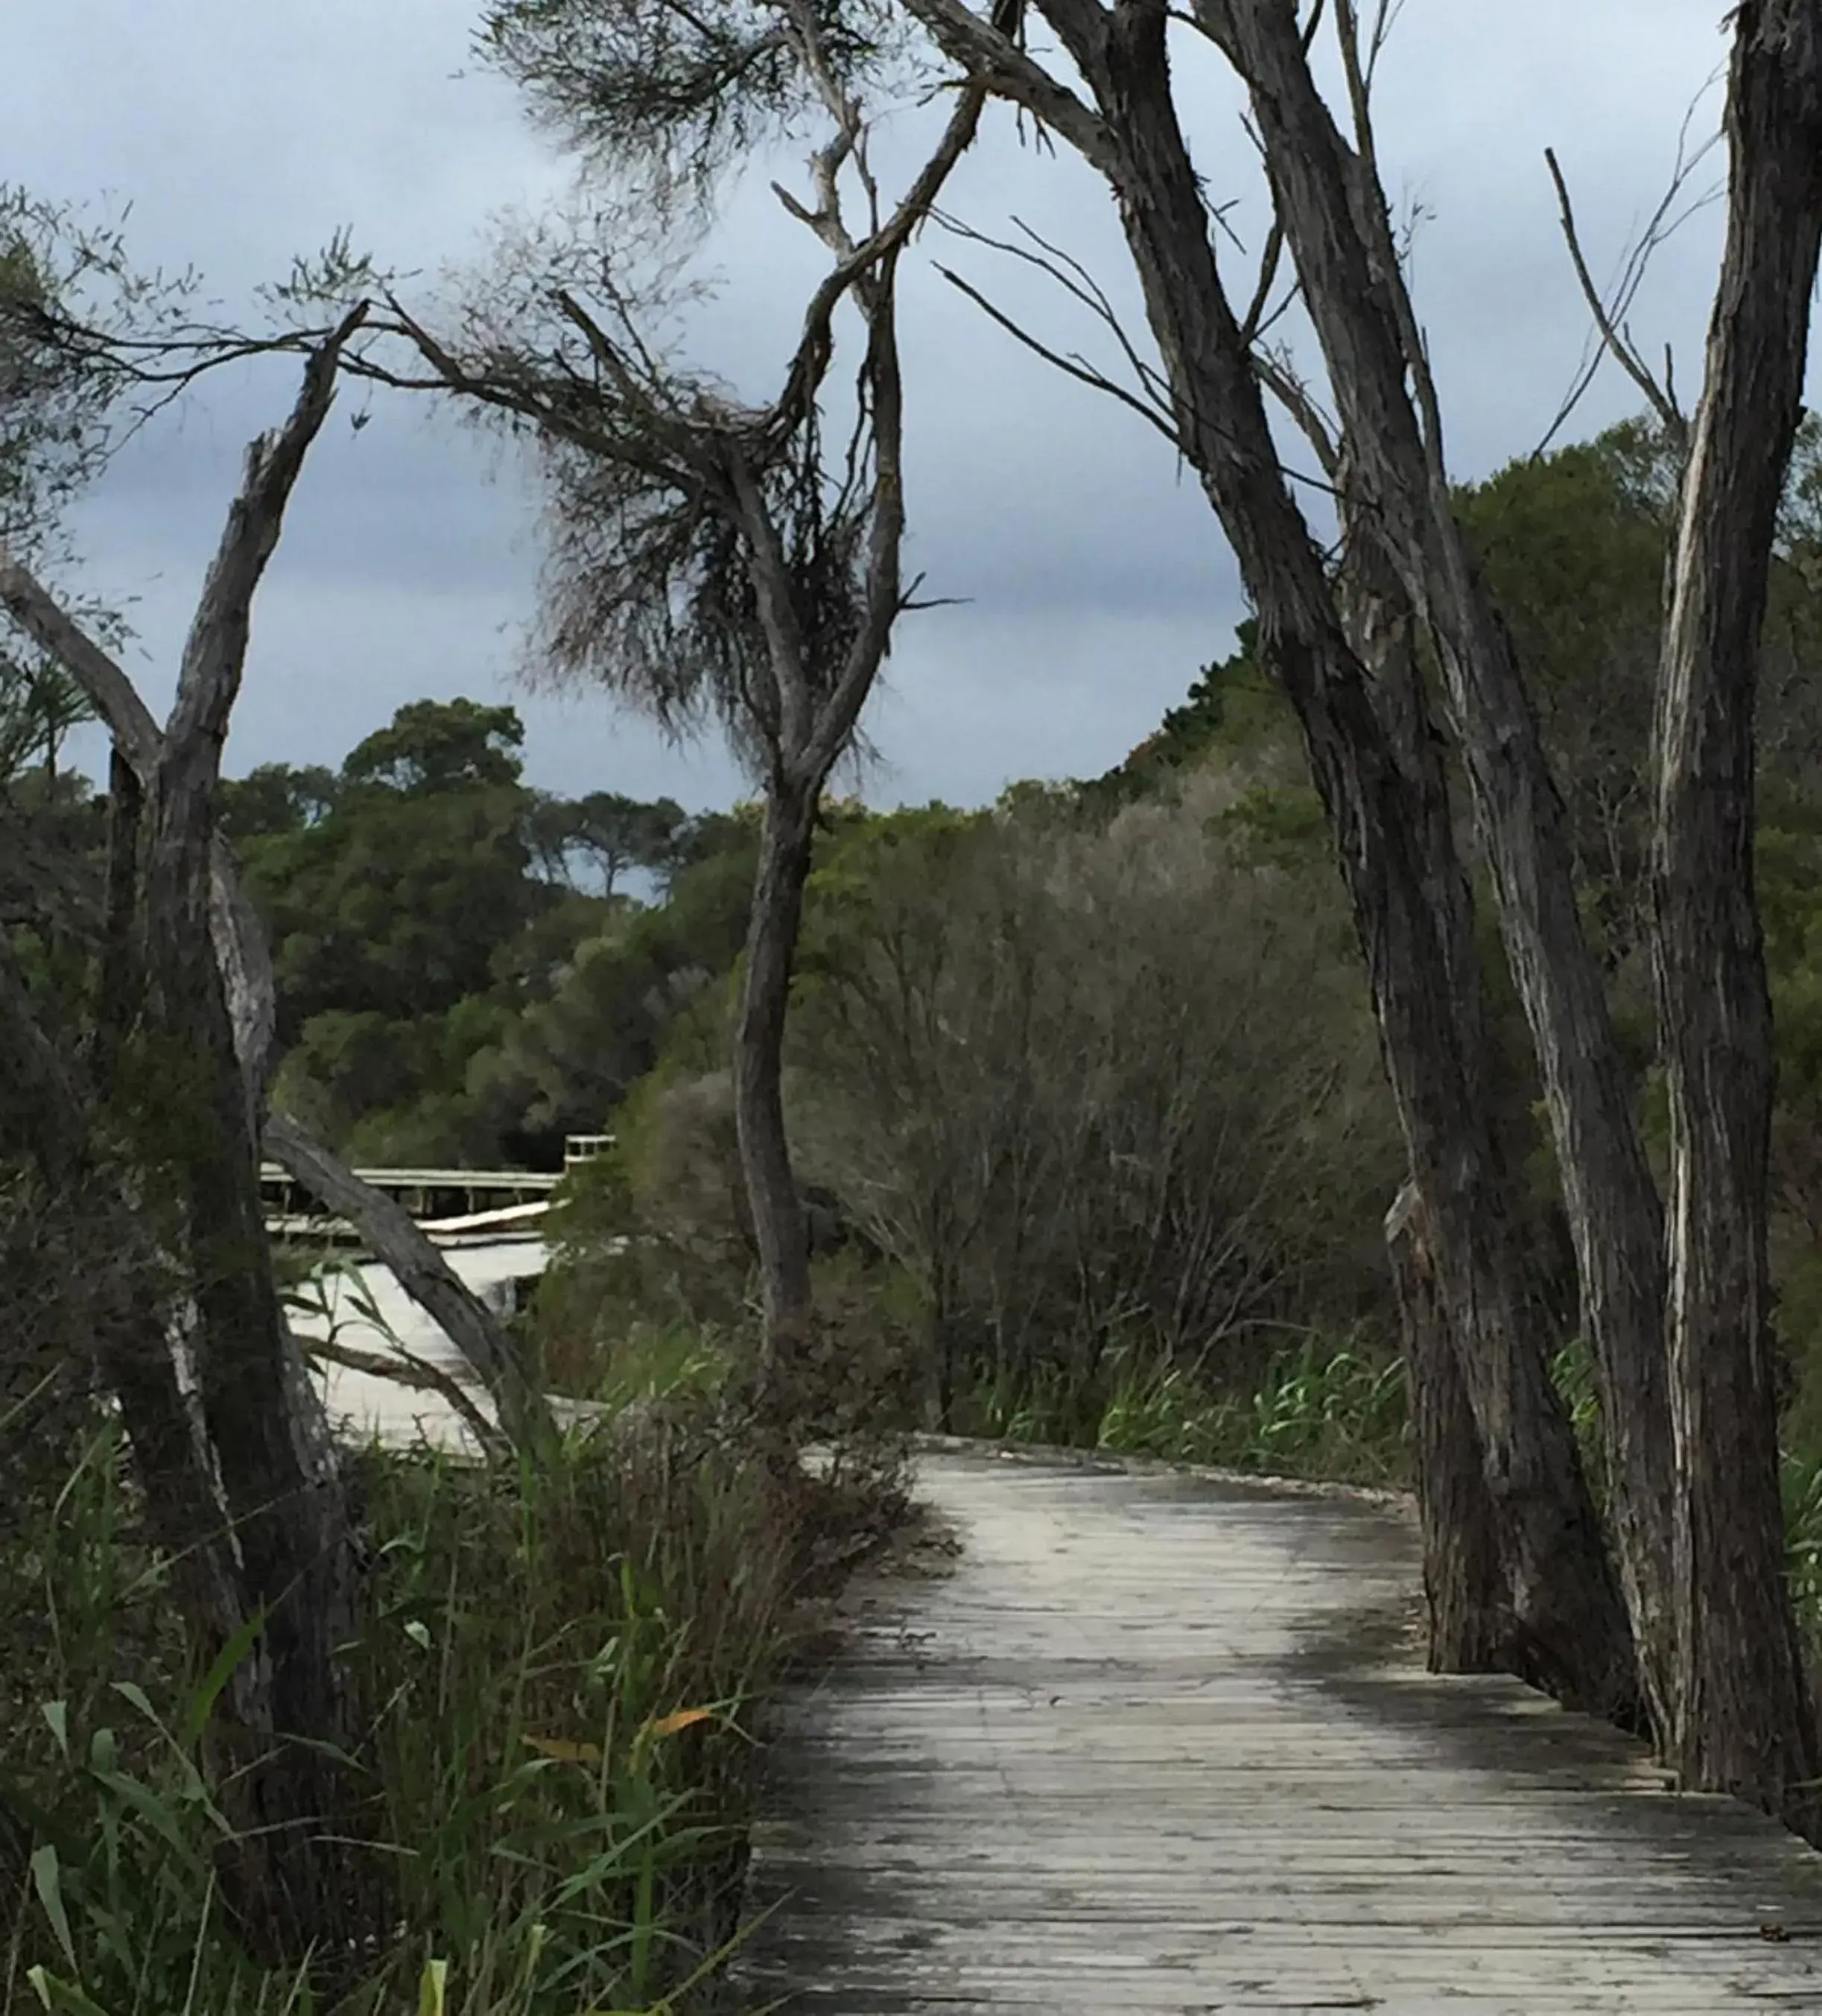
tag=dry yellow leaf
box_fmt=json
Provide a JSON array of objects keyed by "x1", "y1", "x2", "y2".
[
  {"x1": 641, "y1": 1706, "x2": 715, "y2": 1741},
  {"x1": 522, "y1": 1734, "x2": 603, "y2": 1765}
]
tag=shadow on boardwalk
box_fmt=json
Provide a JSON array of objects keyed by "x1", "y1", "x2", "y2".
[{"x1": 734, "y1": 1443, "x2": 1822, "y2": 2012}]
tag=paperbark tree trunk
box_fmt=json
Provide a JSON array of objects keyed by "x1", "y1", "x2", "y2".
[
  {"x1": 127, "y1": 323, "x2": 378, "y2": 1956},
  {"x1": 1387, "y1": 1182, "x2": 1516, "y2": 1673},
  {"x1": 1064, "y1": 0, "x2": 1637, "y2": 1717},
  {"x1": 1196, "y1": 0, "x2": 1678, "y2": 1744},
  {"x1": 0, "y1": 551, "x2": 550, "y2": 1459},
  {"x1": 1651, "y1": 0, "x2": 1822, "y2": 1830},
  {"x1": 142, "y1": 817, "x2": 363, "y2": 1952},
  {"x1": 1, "y1": 317, "x2": 389, "y2": 1962}
]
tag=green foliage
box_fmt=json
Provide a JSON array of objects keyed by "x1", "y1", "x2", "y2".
[
  {"x1": 249, "y1": 785, "x2": 538, "y2": 1037},
  {"x1": 1085, "y1": 621, "x2": 1293, "y2": 811},
  {"x1": 0, "y1": 662, "x2": 95, "y2": 784},
  {"x1": 526, "y1": 791, "x2": 685, "y2": 896},
  {"x1": 1549, "y1": 1337, "x2": 1605, "y2": 1500},
  {"x1": 1209, "y1": 779, "x2": 1329, "y2": 870},
  {"x1": 223, "y1": 701, "x2": 758, "y2": 1169},
  {"x1": 340, "y1": 699, "x2": 524, "y2": 797},
  {"x1": 969, "y1": 1340, "x2": 1409, "y2": 1488},
  {"x1": 1783, "y1": 1448, "x2": 1822, "y2": 1652},
  {"x1": 784, "y1": 786, "x2": 1400, "y2": 1430},
  {"x1": 214, "y1": 764, "x2": 337, "y2": 843}
]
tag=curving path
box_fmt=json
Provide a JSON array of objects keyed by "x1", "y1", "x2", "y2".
[{"x1": 736, "y1": 1444, "x2": 1822, "y2": 2012}]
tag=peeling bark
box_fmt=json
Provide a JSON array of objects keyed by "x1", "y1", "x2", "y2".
[
  {"x1": 1055, "y1": 0, "x2": 1637, "y2": 1718},
  {"x1": 1196, "y1": 0, "x2": 1677, "y2": 1743},
  {"x1": 1651, "y1": 0, "x2": 1822, "y2": 1830},
  {"x1": 1386, "y1": 1183, "x2": 1516, "y2": 1674}
]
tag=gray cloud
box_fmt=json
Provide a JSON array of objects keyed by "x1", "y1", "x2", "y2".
[{"x1": 15, "y1": 0, "x2": 1755, "y2": 811}]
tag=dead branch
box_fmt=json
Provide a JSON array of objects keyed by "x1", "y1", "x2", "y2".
[
  {"x1": 0, "y1": 380, "x2": 554, "y2": 1456},
  {"x1": 162, "y1": 305, "x2": 370, "y2": 809},
  {"x1": 1254, "y1": 348, "x2": 1341, "y2": 477},
  {"x1": 1540, "y1": 147, "x2": 1693, "y2": 451},
  {"x1": 1332, "y1": 0, "x2": 1449, "y2": 477},
  {"x1": 933, "y1": 209, "x2": 1181, "y2": 428},
  {"x1": 1535, "y1": 89, "x2": 1721, "y2": 458},
  {"x1": 897, "y1": 0, "x2": 1114, "y2": 173},
  {"x1": 931, "y1": 259, "x2": 1181, "y2": 446},
  {"x1": 295, "y1": 1331, "x2": 509, "y2": 1461}
]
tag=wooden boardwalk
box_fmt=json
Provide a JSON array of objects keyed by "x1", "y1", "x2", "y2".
[{"x1": 736, "y1": 1445, "x2": 1822, "y2": 2012}]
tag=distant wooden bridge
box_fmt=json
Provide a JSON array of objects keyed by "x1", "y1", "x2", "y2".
[
  {"x1": 261, "y1": 1133, "x2": 612, "y2": 1243},
  {"x1": 737, "y1": 1443, "x2": 1822, "y2": 2012}
]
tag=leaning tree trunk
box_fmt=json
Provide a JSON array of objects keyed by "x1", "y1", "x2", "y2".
[
  {"x1": 1651, "y1": 0, "x2": 1822, "y2": 1833},
  {"x1": 129, "y1": 324, "x2": 379, "y2": 1956},
  {"x1": 734, "y1": 788, "x2": 819, "y2": 1400},
  {"x1": 1069, "y1": 0, "x2": 1637, "y2": 1717},
  {"x1": 264, "y1": 1110, "x2": 554, "y2": 1454},
  {"x1": 0, "y1": 547, "x2": 549, "y2": 1460},
  {"x1": 1194, "y1": 0, "x2": 1678, "y2": 1746},
  {"x1": 1347, "y1": 524, "x2": 1540, "y2": 1686}
]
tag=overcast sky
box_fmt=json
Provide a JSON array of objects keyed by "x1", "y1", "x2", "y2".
[{"x1": 9, "y1": 0, "x2": 1747, "y2": 812}]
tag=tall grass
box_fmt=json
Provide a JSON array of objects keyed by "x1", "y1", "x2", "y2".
[
  {"x1": 971, "y1": 1338, "x2": 1412, "y2": 1487},
  {"x1": 0, "y1": 1362, "x2": 859, "y2": 2016}
]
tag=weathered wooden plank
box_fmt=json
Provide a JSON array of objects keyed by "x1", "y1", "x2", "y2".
[{"x1": 734, "y1": 1446, "x2": 1822, "y2": 2011}]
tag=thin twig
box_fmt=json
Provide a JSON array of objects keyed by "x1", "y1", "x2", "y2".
[
  {"x1": 931, "y1": 262, "x2": 1182, "y2": 446},
  {"x1": 1541, "y1": 146, "x2": 1690, "y2": 447}
]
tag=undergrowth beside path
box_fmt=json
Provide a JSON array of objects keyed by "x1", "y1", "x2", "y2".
[{"x1": 0, "y1": 1346, "x2": 904, "y2": 2016}]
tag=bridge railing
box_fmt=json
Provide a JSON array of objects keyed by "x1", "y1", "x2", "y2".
[{"x1": 262, "y1": 1134, "x2": 615, "y2": 1243}]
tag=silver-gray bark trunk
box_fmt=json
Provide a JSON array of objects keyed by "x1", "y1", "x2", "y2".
[
  {"x1": 1652, "y1": 0, "x2": 1822, "y2": 1832},
  {"x1": 1197, "y1": 0, "x2": 1677, "y2": 1743},
  {"x1": 1071, "y1": 0, "x2": 1637, "y2": 1717}
]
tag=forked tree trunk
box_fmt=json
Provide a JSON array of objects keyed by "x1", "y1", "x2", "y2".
[
  {"x1": 1197, "y1": 0, "x2": 1679, "y2": 1744},
  {"x1": 1072, "y1": 0, "x2": 1637, "y2": 1717},
  {"x1": 1651, "y1": 0, "x2": 1822, "y2": 1830}
]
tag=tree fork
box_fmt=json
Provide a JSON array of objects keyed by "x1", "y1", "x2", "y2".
[{"x1": 1082, "y1": 0, "x2": 1637, "y2": 1717}]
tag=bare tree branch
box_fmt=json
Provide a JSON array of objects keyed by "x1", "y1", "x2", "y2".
[
  {"x1": 1, "y1": 494, "x2": 553, "y2": 1455},
  {"x1": 1540, "y1": 145, "x2": 1693, "y2": 453},
  {"x1": 0, "y1": 552, "x2": 163, "y2": 772},
  {"x1": 931, "y1": 258, "x2": 1181, "y2": 445},
  {"x1": 933, "y1": 208, "x2": 1180, "y2": 420},
  {"x1": 162, "y1": 303, "x2": 371, "y2": 805},
  {"x1": 294, "y1": 1330, "x2": 510, "y2": 1462},
  {"x1": 896, "y1": 0, "x2": 1116, "y2": 171}
]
